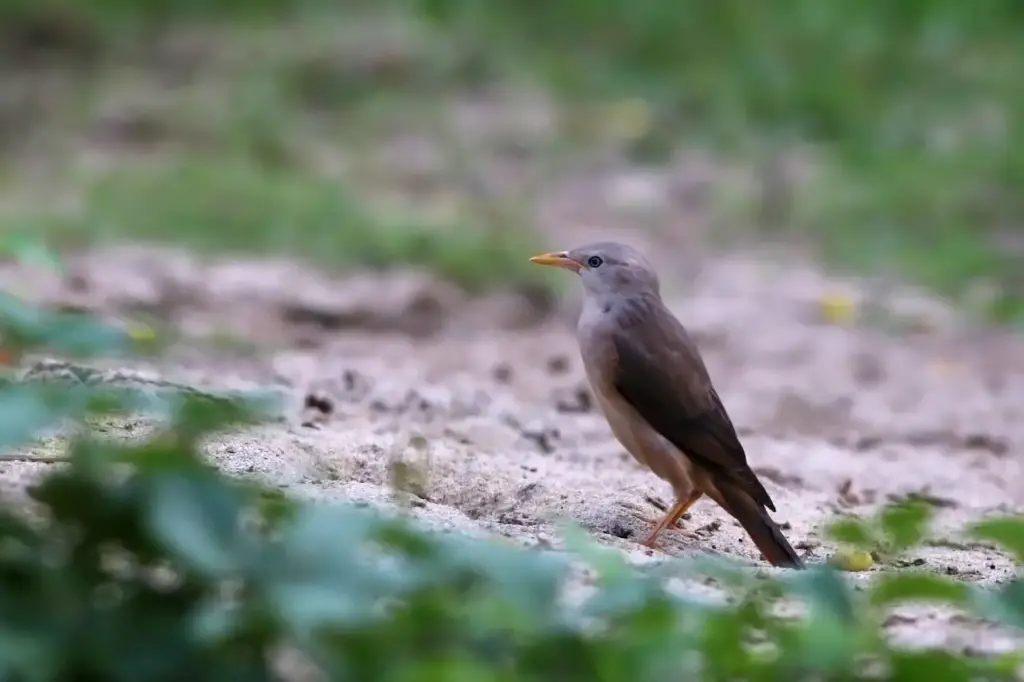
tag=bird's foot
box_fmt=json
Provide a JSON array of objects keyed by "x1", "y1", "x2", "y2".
[
  {"x1": 617, "y1": 501, "x2": 692, "y2": 548},
  {"x1": 641, "y1": 528, "x2": 696, "y2": 550},
  {"x1": 641, "y1": 533, "x2": 663, "y2": 550},
  {"x1": 619, "y1": 502, "x2": 687, "y2": 529}
]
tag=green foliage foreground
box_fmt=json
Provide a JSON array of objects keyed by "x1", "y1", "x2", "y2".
[{"x1": 2, "y1": 298, "x2": 1024, "y2": 681}]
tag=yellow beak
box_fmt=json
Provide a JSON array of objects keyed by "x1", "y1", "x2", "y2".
[{"x1": 529, "y1": 251, "x2": 584, "y2": 273}]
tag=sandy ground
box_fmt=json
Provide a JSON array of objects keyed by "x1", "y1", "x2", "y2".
[{"x1": 1, "y1": 234, "x2": 1023, "y2": 656}]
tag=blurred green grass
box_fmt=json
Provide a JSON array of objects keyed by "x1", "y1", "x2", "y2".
[
  {"x1": 414, "y1": 0, "x2": 1024, "y2": 319},
  {"x1": 0, "y1": 1, "x2": 547, "y2": 294},
  {"x1": 1, "y1": 0, "x2": 1022, "y2": 318},
  {"x1": 14, "y1": 159, "x2": 543, "y2": 293}
]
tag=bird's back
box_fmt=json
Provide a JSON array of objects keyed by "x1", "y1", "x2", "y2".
[{"x1": 599, "y1": 292, "x2": 714, "y2": 388}]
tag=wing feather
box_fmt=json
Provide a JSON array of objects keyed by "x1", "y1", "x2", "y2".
[{"x1": 609, "y1": 308, "x2": 776, "y2": 512}]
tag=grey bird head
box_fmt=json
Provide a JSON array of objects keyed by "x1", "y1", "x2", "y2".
[{"x1": 529, "y1": 241, "x2": 661, "y2": 302}]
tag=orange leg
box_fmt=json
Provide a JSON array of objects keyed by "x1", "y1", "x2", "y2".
[
  {"x1": 642, "y1": 490, "x2": 704, "y2": 548},
  {"x1": 665, "y1": 491, "x2": 704, "y2": 528}
]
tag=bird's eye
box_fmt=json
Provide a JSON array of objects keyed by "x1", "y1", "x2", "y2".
[{"x1": 587, "y1": 256, "x2": 604, "y2": 268}]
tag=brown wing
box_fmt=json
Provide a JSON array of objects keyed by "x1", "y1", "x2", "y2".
[{"x1": 609, "y1": 309, "x2": 776, "y2": 512}]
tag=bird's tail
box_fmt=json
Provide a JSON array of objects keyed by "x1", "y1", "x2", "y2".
[{"x1": 716, "y1": 480, "x2": 803, "y2": 569}]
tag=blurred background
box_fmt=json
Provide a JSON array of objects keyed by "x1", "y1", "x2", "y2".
[
  {"x1": 2, "y1": 4, "x2": 1024, "y2": 669},
  {"x1": 2, "y1": 0, "x2": 1021, "y2": 321}
]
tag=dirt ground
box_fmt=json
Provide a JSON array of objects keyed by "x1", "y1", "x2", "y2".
[{"x1": 2, "y1": 222, "x2": 1023, "y2": 655}]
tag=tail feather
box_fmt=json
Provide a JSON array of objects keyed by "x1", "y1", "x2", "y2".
[{"x1": 716, "y1": 479, "x2": 803, "y2": 569}]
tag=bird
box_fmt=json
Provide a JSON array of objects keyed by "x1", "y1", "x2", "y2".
[{"x1": 529, "y1": 241, "x2": 804, "y2": 569}]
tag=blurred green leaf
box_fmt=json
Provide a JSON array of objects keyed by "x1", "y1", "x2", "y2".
[
  {"x1": 267, "y1": 504, "x2": 393, "y2": 633},
  {"x1": 0, "y1": 385, "x2": 69, "y2": 449},
  {"x1": 879, "y1": 501, "x2": 933, "y2": 551},
  {"x1": 253, "y1": 487, "x2": 298, "y2": 531},
  {"x1": 561, "y1": 522, "x2": 631, "y2": 585},
  {"x1": 971, "y1": 579, "x2": 1024, "y2": 630},
  {"x1": 984, "y1": 650, "x2": 1024, "y2": 679},
  {"x1": 434, "y1": 535, "x2": 566, "y2": 626},
  {"x1": 0, "y1": 294, "x2": 129, "y2": 359},
  {"x1": 189, "y1": 599, "x2": 249, "y2": 645},
  {"x1": 780, "y1": 567, "x2": 861, "y2": 674},
  {"x1": 0, "y1": 381, "x2": 144, "y2": 451},
  {"x1": 970, "y1": 516, "x2": 1024, "y2": 564},
  {"x1": 0, "y1": 234, "x2": 62, "y2": 272},
  {"x1": 0, "y1": 629, "x2": 59, "y2": 682},
  {"x1": 889, "y1": 650, "x2": 972, "y2": 682},
  {"x1": 792, "y1": 611, "x2": 860, "y2": 675},
  {"x1": 168, "y1": 392, "x2": 281, "y2": 444},
  {"x1": 0, "y1": 294, "x2": 48, "y2": 348},
  {"x1": 112, "y1": 435, "x2": 209, "y2": 473},
  {"x1": 784, "y1": 566, "x2": 856, "y2": 622},
  {"x1": 42, "y1": 312, "x2": 130, "y2": 358},
  {"x1": 869, "y1": 573, "x2": 972, "y2": 608},
  {"x1": 147, "y1": 474, "x2": 255, "y2": 577},
  {"x1": 578, "y1": 573, "x2": 670, "y2": 625},
  {"x1": 699, "y1": 606, "x2": 759, "y2": 679},
  {"x1": 826, "y1": 516, "x2": 876, "y2": 548}
]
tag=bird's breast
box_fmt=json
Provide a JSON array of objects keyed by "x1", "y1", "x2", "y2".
[
  {"x1": 581, "y1": 362, "x2": 695, "y2": 491},
  {"x1": 575, "y1": 302, "x2": 697, "y2": 491}
]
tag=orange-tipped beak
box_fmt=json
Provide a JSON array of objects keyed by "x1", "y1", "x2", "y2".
[{"x1": 529, "y1": 251, "x2": 583, "y2": 273}]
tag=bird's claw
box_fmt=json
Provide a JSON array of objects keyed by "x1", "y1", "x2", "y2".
[{"x1": 617, "y1": 501, "x2": 691, "y2": 549}]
